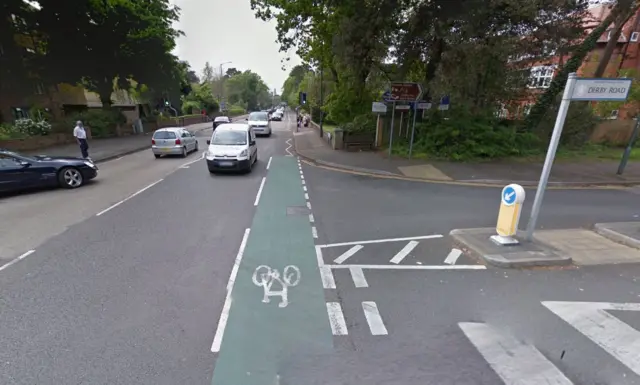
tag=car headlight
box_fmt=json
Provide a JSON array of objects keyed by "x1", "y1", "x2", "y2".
[
  {"x1": 84, "y1": 161, "x2": 95, "y2": 168},
  {"x1": 239, "y1": 149, "x2": 248, "y2": 157}
]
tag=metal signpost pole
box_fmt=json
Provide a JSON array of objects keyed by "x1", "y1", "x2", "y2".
[
  {"x1": 524, "y1": 73, "x2": 578, "y2": 241},
  {"x1": 409, "y1": 102, "x2": 418, "y2": 158},
  {"x1": 388, "y1": 102, "x2": 396, "y2": 159},
  {"x1": 617, "y1": 116, "x2": 640, "y2": 175}
]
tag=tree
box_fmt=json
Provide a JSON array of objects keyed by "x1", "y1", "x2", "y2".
[
  {"x1": 202, "y1": 62, "x2": 215, "y2": 84},
  {"x1": 524, "y1": 0, "x2": 633, "y2": 131},
  {"x1": 225, "y1": 70, "x2": 270, "y2": 111},
  {"x1": 33, "y1": 0, "x2": 182, "y2": 107},
  {"x1": 225, "y1": 67, "x2": 241, "y2": 78},
  {"x1": 181, "y1": 82, "x2": 219, "y2": 114},
  {"x1": 592, "y1": 1, "x2": 640, "y2": 77}
]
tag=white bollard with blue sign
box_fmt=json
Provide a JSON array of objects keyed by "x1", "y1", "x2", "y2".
[{"x1": 490, "y1": 184, "x2": 525, "y2": 246}]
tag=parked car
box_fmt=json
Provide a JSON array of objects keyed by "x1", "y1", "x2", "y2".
[
  {"x1": 151, "y1": 127, "x2": 198, "y2": 158},
  {"x1": 0, "y1": 149, "x2": 98, "y2": 193},
  {"x1": 213, "y1": 116, "x2": 231, "y2": 129},
  {"x1": 205, "y1": 124, "x2": 257, "y2": 173},
  {"x1": 246, "y1": 111, "x2": 272, "y2": 136}
]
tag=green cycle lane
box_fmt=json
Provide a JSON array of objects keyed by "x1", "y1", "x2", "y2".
[{"x1": 211, "y1": 156, "x2": 333, "y2": 385}]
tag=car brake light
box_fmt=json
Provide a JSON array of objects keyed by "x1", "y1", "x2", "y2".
[
  {"x1": 175, "y1": 138, "x2": 181, "y2": 145},
  {"x1": 152, "y1": 139, "x2": 155, "y2": 145}
]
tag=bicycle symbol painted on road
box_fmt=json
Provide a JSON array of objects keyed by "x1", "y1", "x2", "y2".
[{"x1": 252, "y1": 265, "x2": 301, "y2": 308}]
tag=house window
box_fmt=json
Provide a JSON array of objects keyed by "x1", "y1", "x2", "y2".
[
  {"x1": 610, "y1": 110, "x2": 619, "y2": 119},
  {"x1": 632, "y1": 32, "x2": 639, "y2": 42},
  {"x1": 11, "y1": 107, "x2": 29, "y2": 120},
  {"x1": 529, "y1": 66, "x2": 555, "y2": 88}
]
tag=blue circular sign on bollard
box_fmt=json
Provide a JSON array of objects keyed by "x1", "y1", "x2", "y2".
[{"x1": 502, "y1": 185, "x2": 518, "y2": 206}]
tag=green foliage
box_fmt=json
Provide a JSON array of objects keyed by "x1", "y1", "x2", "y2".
[
  {"x1": 29, "y1": 0, "x2": 183, "y2": 105},
  {"x1": 227, "y1": 106, "x2": 246, "y2": 116},
  {"x1": 397, "y1": 109, "x2": 540, "y2": 161},
  {"x1": 181, "y1": 82, "x2": 219, "y2": 114},
  {"x1": 225, "y1": 71, "x2": 271, "y2": 111},
  {"x1": 342, "y1": 114, "x2": 376, "y2": 134},
  {"x1": 66, "y1": 109, "x2": 127, "y2": 138},
  {"x1": 0, "y1": 123, "x2": 27, "y2": 140},
  {"x1": 537, "y1": 100, "x2": 601, "y2": 148}
]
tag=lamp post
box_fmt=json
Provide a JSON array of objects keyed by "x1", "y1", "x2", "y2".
[{"x1": 218, "y1": 61, "x2": 232, "y2": 106}]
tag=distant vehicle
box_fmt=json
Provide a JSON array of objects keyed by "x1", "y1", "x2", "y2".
[
  {"x1": 213, "y1": 116, "x2": 231, "y2": 130},
  {"x1": 0, "y1": 148, "x2": 98, "y2": 192},
  {"x1": 271, "y1": 110, "x2": 283, "y2": 121},
  {"x1": 205, "y1": 123, "x2": 257, "y2": 173},
  {"x1": 151, "y1": 127, "x2": 198, "y2": 158},
  {"x1": 246, "y1": 111, "x2": 272, "y2": 136}
]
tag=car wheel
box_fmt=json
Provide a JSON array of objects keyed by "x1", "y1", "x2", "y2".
[
  {"x1": 181, "y1": 147, "x2": 187, "y2": 158},
  {"x1": 58, "y1": 167, "x2": 84, "y2": 189},
  {"x1": 208, "y1": 168, "x2": 216, "y2": 174},
  {"x1": 195, "y1": 141, "x2": 199, "y2": 151},
  {"x1": 154, "y1": 154, "x2": 161, "y2": 159}
]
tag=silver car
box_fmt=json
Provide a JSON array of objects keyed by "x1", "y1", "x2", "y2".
[
  {"x1": 246, "y1": 111, "x2": 272, "y2": 136},
  {"x1": 152, "y1": 127, "x2": 199, "y2": 158}
]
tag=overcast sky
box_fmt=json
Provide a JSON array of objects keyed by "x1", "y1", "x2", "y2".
[{"x1": 172, "y1": 0, "x2": 301, "y2": 93}]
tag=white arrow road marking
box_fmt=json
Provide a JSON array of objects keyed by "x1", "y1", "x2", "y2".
[
  {"x1": 444, "y1": 248, "x2": 463, "y2": 265},
  {"x1": 389, "y1": 241, "x2": 419, "y2": 264},
  {"x1": 334, "y1": 245, "x2": 363, "y2": 264},
  {"x1": 543, "y1": 301, "x2": 640, "y2": 376},
  {"x1": 459, "y1": 322, "x2": 574, "y2": 385}
]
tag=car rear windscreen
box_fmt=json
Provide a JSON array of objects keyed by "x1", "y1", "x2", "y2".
[{"x1": 153, "y1": 131, "x2": 177, "y2": 139}]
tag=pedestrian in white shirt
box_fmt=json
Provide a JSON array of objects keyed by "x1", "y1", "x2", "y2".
[{"x1": 73, "y1": 121, "x2": 90, "y2": 160}]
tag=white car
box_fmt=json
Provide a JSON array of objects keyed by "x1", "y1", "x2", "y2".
[
  {"x1": 246, "y1": 111, "x2": 272, "y2": 136},
  {"x1": 205, "y1": 123, "x2": 258, "y2": 173}
]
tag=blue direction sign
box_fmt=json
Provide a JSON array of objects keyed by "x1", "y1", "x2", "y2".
[
  {"x1": 382, "y1": 90, "x2": 392, "y2": 102},
  {"x1": 502, "y1": 185, "x2": 517, "y2": 205}
]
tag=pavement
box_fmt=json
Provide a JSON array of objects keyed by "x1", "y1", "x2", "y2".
[
  {"x1": 24, "y1": 119, "x2": 245, "y2": 163},
  {"x1": 294, "y1": 122, "x2": 640, "y2": 187},
  {"x1": 2, "y1": 109, "x2": 640, "y2": 384}
]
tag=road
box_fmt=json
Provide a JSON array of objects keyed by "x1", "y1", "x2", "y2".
[{"x1": 2, "y1": 110, "x2": 640, "y2": 384}]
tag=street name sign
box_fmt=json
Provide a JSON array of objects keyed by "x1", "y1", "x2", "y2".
[
  {"x1": 390, "y1": 82, "x2": 424, "y2": 101},
  {"x1": 395, "y1": 104, "x2": 411, "y2": 111},
  {"x1": 417, "y1": 102, "x2": 432, "y2": 110},
  {"x1": 491, "y1": 184, "x2": 525, "y2": 245},
  {"x1": 571, "y1": 78, "x2": 633, "y2": 101},
  {"x1": 372, "y1": 102, "x2": 387, "y2": 113}
]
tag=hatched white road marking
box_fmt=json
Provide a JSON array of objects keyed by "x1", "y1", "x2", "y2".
[
  {"x1": 459, "y1": 322, "x2": 574, "y2": 385},
  {"x1": 389, "y1": 241, "x2": 419, "y2": 264},
  {"x1": 326, "y1": 302, "x2": 348, "y2": 335},
  {"x1": 444, "y1": 248, "x2": 463, "y2": 265},
  {"x1": 349, "y1": 267, "x2": 368, "y2": 288},
  {"x1": 543, "y1": 301, "x2": 640, "y2": 377},
  {"x1": 334, "y1": 245, "x2": 364, "y2": 264},
  {"x1": 362, "y1": 302, "x2": 388, "y2": 335},
  {"x1": 318, "y1": 234, "x2": 442, "y2": 248}
]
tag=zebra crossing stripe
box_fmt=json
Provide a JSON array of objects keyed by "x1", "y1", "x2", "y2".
[
  {"x1": 459, "y1": 322, "x2": 574, "y2": 385},
  {"x1": 543, "y1": 301, "x2": 640, "y2": 377}
]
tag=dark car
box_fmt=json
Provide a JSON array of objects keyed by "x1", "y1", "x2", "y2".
[
  {"x1": 0, "y1": 149, "x2": 98, "y2": 193},
  {"x1": 213, "y1": 116, "x2": 232, "y2": 130}
]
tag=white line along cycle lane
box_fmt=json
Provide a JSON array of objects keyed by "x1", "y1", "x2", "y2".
[{"x1": 210, "y1": 156, "x2": 333, "y2": 385}]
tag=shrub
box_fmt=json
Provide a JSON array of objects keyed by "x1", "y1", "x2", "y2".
[
  {"x1": 13, "y1": 118, "x2": 52, "y2": 136},
  {"x1": 227, "y1": 106, "x2": 246, "y2": 116},
  {"x1": 402, "y1": 108, "x2": 540, "y2": 161},
  {"x1": 343, "y1": 113, "x2": 377, "y2": 134},
  {"x1": 537, "y1": 100, "x2": 599, "y2": 147},
  {"x1": 65, "y1": 108, "x2": 126, "y2": 138},
  {"x1": 0, "y1": 123, "x2": 27, "y2": 140}
]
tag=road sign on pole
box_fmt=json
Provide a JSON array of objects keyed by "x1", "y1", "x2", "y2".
[
  {"x1": 382, "y1": 90, "x2": 392, "y2": 102},
  {"x1": 372, "y1": 102, "x2": 387, "y2": 113},
  {"x1": 491, "y1": 184, "x2": 525, "y2": 246},
  {"x1": 388, "y1": 102, "x2": 396, "y2": 159},
  {"x1": 390, "y1": 82, "x2": 423, "y2": 102},
  {"x1": 439, "y1": 95, "x2": 450, "y2": 110},
  {"x1": 524, "y1": 74, "x2": 633, "y2": 241},
  {"x1": 408, "y1": 101, "x2": 418, "y2": 158}
]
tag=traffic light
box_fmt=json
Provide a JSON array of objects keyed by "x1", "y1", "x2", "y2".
[{"x1": 299, "y1": 92, "x2": 307, "y2": 105}]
